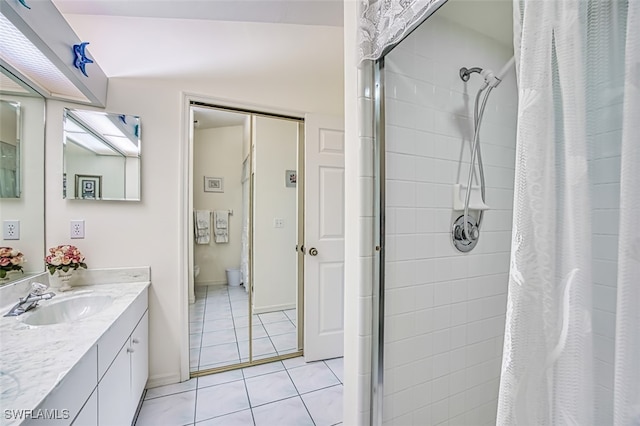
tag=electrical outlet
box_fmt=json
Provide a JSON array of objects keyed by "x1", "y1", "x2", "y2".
[
  {"x1": 70, "y1": 220, "x2": 85, "y2": 239},
  {"x1": 3, "y1": 220, "x2": 20, "y2": 240},
  {"x1": 274, "y1": 218, "x2": 284, "y2": 228}
]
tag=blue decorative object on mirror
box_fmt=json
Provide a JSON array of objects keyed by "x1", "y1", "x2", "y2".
[
  {"x1": 73, "y1": 42, "x2": 94, "y2": 77},
  {"x1": 18, "y1": 0, "x2": 31, "y2": 9}
]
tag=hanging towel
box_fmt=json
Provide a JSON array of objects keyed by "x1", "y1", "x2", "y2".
[
  {"x1": 214, "y1": 210, "x2": 229, "y2": 243},
  {"x1": 194, "y1": 210, "x2": 211, "y2": 245}
]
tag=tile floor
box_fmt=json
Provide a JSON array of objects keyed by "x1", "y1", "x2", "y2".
[
  {"x1": 135, "y1": 356, "x2": 344, "y2": 426},
  {"x1": 190, "y1": 285, "x2": 298, "y2": 372}
]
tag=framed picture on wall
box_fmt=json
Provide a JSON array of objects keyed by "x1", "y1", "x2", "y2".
[
  {"x1": 75, "y1": 174, "x2": 102, "y2": 200},
  {"x1": 204, "y1": 176, "x2": 224, "y2": 193},
  {"x1": 285, "y1": 170, "x2": 297, "y2": 188}
]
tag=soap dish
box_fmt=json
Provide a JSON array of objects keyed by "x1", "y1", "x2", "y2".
[{"x1": 452, "y1": 184, "x2": 490, "y2": 211}]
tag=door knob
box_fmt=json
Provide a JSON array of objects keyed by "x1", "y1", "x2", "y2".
[{"x1": 309, "y1": 248, "x2": 318, "y2": 256}]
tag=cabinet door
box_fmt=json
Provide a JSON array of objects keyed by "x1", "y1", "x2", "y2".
[
  {"x1": 98, "y1": 343, "x2": 130, "y2": 426},
  {"x1": 72, "y1": 388, "x2": 97, "y2": 426},
  {"x1": 130, "y1": 312, "x2": 149, "y2": 415}
]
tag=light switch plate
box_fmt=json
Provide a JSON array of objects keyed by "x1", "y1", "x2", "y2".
[{"x1": 3, "y1": 220, "x2": 20, "y2": 240}]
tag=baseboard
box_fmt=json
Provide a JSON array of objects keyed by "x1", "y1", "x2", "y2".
[
  {"x1": 146, "y1": 371, "x2": 182, "y2": 389},
  {"x1": 252, "y1": 302, "x2": 296, "y2": 315}
]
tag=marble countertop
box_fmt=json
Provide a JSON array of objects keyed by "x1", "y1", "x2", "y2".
[{"x1": 0, "y1": 270, "x2": 150, "y2": 426}]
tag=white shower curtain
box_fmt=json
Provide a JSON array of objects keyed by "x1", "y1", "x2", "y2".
[{"x1": 498, "y1": 0, "x2": 639, "y2": 424}]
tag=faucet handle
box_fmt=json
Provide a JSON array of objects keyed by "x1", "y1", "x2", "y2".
[{"x1": 31, "y1": 282, "x2": 49, "y2": 295}]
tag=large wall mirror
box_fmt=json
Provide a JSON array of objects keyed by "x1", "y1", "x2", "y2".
[
  {"x1": 0, "y1": 66, "x2": 46, "y2": 284},
  {"x1": 63, "y1": 108, "x2": 141, "y2": 201},
  {"x1": 0, "y1": 100, "x2": 21, "y2": 198},
  {"x1": 189, "y1": 103, "x2": 303, "y2": 374}
]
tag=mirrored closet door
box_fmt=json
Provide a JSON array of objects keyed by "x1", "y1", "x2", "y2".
[{"x1": 188, "y1": 103, "x2": 303, "y2": 375}]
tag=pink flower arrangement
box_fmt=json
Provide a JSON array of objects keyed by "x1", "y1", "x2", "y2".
[
  {"x1": 45, "y1": 245, "x2": 87, "y2": 275},
  {"x1": 0, "y1": 247, "x2": 24, "y2": 279}
]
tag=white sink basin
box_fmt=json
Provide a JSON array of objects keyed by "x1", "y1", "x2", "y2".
[{"x1": 22, "y1": 295, "x2": 113, "y2": 326}]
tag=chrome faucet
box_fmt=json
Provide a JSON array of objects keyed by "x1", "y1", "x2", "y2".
[{"x1": 3, "y1": 282, "x2": 55, "y2": 317}]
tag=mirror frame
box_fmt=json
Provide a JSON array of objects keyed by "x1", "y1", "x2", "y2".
[{"x1": 63, "y1": 108, "x2": 142, "y2": 201}]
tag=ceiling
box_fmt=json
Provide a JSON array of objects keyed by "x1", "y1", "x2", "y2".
[
  {"x1": 193, "y1": 106, "x2": 247, "y2": 129},
  {"x1": 438, "y1": 0, "x2": 513, "y2": 48},
  {"x1": 47, "y1": 0, "x2": 512, "y2": 128},
  {"x1": 51, "y1": 0, "x2": 343, "y2": 27}
]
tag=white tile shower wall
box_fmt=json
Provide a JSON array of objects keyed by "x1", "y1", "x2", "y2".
[
  {"x1": 383, "y1": 15, "x2": 517, "y2": 426},
  {"x1": 588, "y1": 67, "x2": 623, "y2": 425}
]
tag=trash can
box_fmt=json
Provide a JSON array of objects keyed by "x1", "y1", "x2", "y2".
[{"x1": 226, "y1": 268, "x2": 242, "y2": 286}]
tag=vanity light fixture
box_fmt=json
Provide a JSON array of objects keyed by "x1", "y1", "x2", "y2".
[
  {"x1": 72, "y1": 42, "x2": 93, "y2": 77},
  {"x1": 0, "y1": 0, "x2": 107, "y2": 106}
]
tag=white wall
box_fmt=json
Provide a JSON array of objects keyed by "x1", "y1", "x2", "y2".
[
  {"x1": 382, "y1": 14, "x2": 516, "y2": 425},
  {"x1": 193, "y1": 125, "x2": 243, "y2": 286},
  {"x1": 45, "y1": 60, "x2": 343, "y2": 388},
  {"x1": 252, "y1": 116, "x2": 298, "y2": 313},
  {"x1": 0, "y1": 94, "x2": 45, "y2": 276},
  {"x1": 65, "y1": 143, "x2": 126, "y2": 199}
]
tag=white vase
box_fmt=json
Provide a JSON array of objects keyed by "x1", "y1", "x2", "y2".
[{"x1": 49, "y1": 269, "x2": 74, "y2": 292}]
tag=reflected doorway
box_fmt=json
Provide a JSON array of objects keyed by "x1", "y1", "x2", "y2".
[{"x1": 188, "y1": 103, "x2": 304, "y2": 375}]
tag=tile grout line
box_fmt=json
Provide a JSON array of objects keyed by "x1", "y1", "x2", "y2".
[
  {"x1": 280, "y1": 363, "x2": 317, "y2": 425},
  {"x1": 226, "y1": 286, "x2": 242, "y2": 366}
]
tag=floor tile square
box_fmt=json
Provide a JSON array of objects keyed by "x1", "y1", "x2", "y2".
[
  {"x1": 203, "y1": 318, "x2": 235, "y2": 332},
  {"x1": 245, "y1": 371, "x2": 298, "y2": 407},
  {"x1": 136, "y1": 389, "x2": 196, "y2": 425},
  {"x1": 257, "y1": 311, "x2": 289, "y2": 324},
  {"x1": 145, "y1": 378, "x2": 198, "y2": 400},
  {"x1": 239, "y1": 337, "x2": 276, "y2": 359},
  {"x1": 235, "y1": 325, "x2": 267, "y2": 342},
  {"x1": 288, "y1": 362, "x2": 340, "y2": 394},
  {"x1": 242, "y1": 361, "x2": 284, "y2": 379},
  {"x1": 282, "y1": 356, "x2": 307, "y2": 370},
  {"x1": 198, "y1": 369, "x2": 244, "y2": 389},
  {"x1": 199, "y1": 342, "x2": 239, "y2": 366},
  {"x1": 190, "y1": 322, "x2": 204, "y2": 334},
  {"x1": 301, "y1": 385, "x2": 343, "y2": 426},
  {"x1": 271, "y1": 332, "x2": 298, "y2": 354},
  {"x1": 201, "y1": 329, "x2": 237, "y2": 347},
  {"x1": 283, "y1": 309, "x2": 297, "y2": 321},
  {"x1": 195, "y1": 380, "x2": 249, "y2": 422},
  {"x1": 263, "y1": 320, "x2": 296, "y2": 336},
  {"x1": 252, "y1": 396, "x2": 314, "y2": 426},
  {"x1": 190, "y1": 333, "x2": 203, "y2": 349},
  {"x1": 324, "y1": 357, "x2": 344, "y2": 383},
  {"x1": 195, "y1": 409, "x2": 254, "y2": 425}
]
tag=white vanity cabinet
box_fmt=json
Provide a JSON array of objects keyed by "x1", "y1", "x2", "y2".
[
  {"x1": 97, "y1": 290, "x2": 148, "y2": 426},
  {"x1": 21, "y1": 286, "x2": 149, "y2": 426},
  {"x1": 98, "y1": 312, "x2": 148, "y2": 426}
]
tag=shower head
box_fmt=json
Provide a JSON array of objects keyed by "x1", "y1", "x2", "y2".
[{"x1": 459, "y1": 66, "x2": 483, "y2": 82}]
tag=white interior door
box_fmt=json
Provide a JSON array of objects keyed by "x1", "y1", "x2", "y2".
[{"x1": 304, "y1": 113, "x2": 345, "y2": 361}]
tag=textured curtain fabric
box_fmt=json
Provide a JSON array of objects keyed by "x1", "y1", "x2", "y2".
[
  {"x1": 358, "y1": 0, "x2": 445, "y2": 62},
  {"x1": 498, "y1": 0, "x2": 636, "y2": 424}
]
